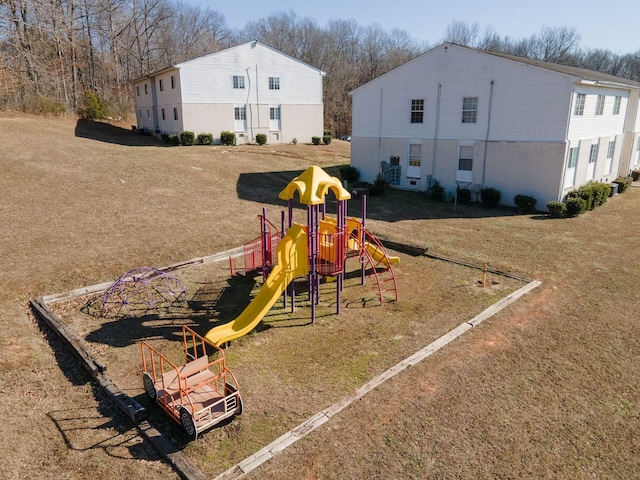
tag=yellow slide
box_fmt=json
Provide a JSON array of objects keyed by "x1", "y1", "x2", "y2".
[
  {"x1": 365, "y1": 242, "x2": 400, "y2": 267},
  {"x1": 205, "y1": 224, "x2": 309, "y2": 347}
]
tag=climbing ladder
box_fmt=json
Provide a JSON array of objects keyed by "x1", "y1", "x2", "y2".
[{"x1": 351, "y1": 229, "x2": 398, "y2": 304}]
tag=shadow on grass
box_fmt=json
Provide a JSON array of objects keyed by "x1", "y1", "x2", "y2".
[
  {"x1": 236, "y1": 169, "x2": 532, "y2": 222},
  {"x1": 75, "y1": 118, "x2": 164, "y2": 147}
]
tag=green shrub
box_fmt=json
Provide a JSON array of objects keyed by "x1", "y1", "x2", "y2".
[
  {"x1": 291, "y1": 138, "x2": 298, "y2": 145},
  {"x1": 161, "y1": 132, "x2": 170, "y2": 144},
  {"x1": 591, "y1": 182, "x2": 611, "y2": 207},
  {"x1": 613, "y1": 176, "x2": 633, "y2": 193},
  {"x1": 456, "y1": 187, "x2": 472, "y2": 205},
  {"x1": 430, "y1": 180, "x2": 445, "y2": 201},
  {"x1": 631, "y1": 170, "x2": 640, "y2": 182},
  {"x1": 180, "y1": 131, "x2": 194, "y2": 146},
  {"x1": 32, "y1": 95, "x2": 66, "y2": 116},
  {"x1": 324, "y1": 129, "x2": 333, "y2": 138},
  {"x1": 514, "y1": 194, "x2": 537, "y2": 213},
  {"x1": 311, "y1": 136, "x2": 322, "y2": 145},
  {"x1": 565, "y1": 197, "x2": 586, "y2": 216},
  {"x1": 196, "y1": 133, "x2": 213, "y2": 145},
  {"x1": 168, "y1": 133, "x2": 180, "y2": 146},
  {"x1": 339, "y1": 166, "x2": 360, "y2": 185},
  {"x1": 323, "y1": 135, "x2": 332, "y2": 145},
  {"x1": 546, "y1": 201, "x2": 567, "y2": 218},
  {"x1": 78, "y1": 90, "x2": 109, "y2": 119},
  {"x1": 220, "y1": 131, "x2": 236, "y2": 146},
  {"x1": 480, "y1": 186, "x2": 501, "y2": 208},
  {"x1": 255, "y1": 133, "x2": 267, "y2": 145}
]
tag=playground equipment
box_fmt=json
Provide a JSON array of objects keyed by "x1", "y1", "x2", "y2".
[
  {"x1": 205, "y1": 166, "x2": 398, "y2": 347},
  {"x1": 140, "y1": 325, "x2": 242, "y2": 439},
  {"x1": 102, "y1": 267, "x2": 187, "y2": 317}
]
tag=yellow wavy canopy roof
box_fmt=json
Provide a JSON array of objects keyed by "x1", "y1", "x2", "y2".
[{"x1": 279, "y1": 166, "x2": 351, "y2": 205}]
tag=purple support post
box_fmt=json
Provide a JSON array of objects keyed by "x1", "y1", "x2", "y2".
[
  {"x1": 288, "y1": 199, "x2": 295, "y2": 312},
  {"x1": 281, "y1": 210, "x2": 287, "y2": 309},
  {"x1": 309, "y1": 205, "x2": 316, "y2": 323},
  {"x1": 336, "y1": 199, "x2": 343, "y2": 314},
  {"x1": 361, "y1": 194, "x2": 367, "y2": 285}
]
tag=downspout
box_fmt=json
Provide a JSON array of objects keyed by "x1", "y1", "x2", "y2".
[
  {"x1": 558, "y1": 85, "x2": 576, "y2": 201},
  {"x1": 481, "y1": 80, "x2": 494, "y2": 186},
  {"x1": 378, "y1": 88, "x2": 383, "y2": 175},
  {"x1": 431, "y1": 83, "x2": 442, "y2": 180},
  {"x1": 245, "y1": 67, "x2": 253, "y2": 140},
  {"x1": 255, "y1": 64, "x2": 261, "y2": 134}
]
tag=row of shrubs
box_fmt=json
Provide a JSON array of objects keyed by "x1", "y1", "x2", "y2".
[
  {"x1": 159, "y1": 130, "x2": 331, "y2": 146},
  {"x1": 545, "y1": 177, "x2": 635, "y2": 218}
]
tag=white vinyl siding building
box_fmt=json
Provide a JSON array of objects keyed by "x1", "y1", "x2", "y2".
[
  {"x1": 132, "y1": 41, "x2": 325, "y2": 144},
  {"x1": 350, "y1": 43, "x2": 640, "y2": 206}
]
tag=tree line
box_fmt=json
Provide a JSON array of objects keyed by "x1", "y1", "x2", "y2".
[{"x1": 1, "y1": 1, "x2": 639, "y2": 136}]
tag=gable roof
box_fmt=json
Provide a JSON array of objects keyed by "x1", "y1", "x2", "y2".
[
  {"x1": 351, "y1": 43, "x2": 640, "y2": 95},
  {"x1": 477, "y1": 46, "x2": 640, "y2": 89},
  {"x1": 131, "y1": 41, "x2": 324, "y2": 83}
]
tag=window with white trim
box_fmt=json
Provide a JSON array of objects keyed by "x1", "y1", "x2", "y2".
[
  {"x1": 409, "y1": 143, "x2": 422, "y2": 167},
  {"x1": 161, "y1": 108, "x2": 165, "y2": 120},
  {"x1": 173, "y1": 107, "x2": 178, "y2": 121},
  {"x1": 589, "y1": 143, "x2": 598, "y2": 163},
  {"x1": 159, "y1": 79, "x2": 164, "y2": 91},
  {"x1": 269, "y1": 77, "x2": 280, "y2": 90},
  {"x1": 144, "y1": 83, "x2": 148, "y2": 95},
  {"x1": 410, "y1": 99, "x2": 424, "y2": 124},
  {"x1": 568, "y1": 147, "x2": 579, "y2": 168},
  {"x1": 458, "y1": 145, "x2": 474, "y2": 171},
  {"x1": 613, "y1": 96, "x2": 621, "y2": 114},
  {"x1": 233, "y1": 75, "x2": 245, "y2": 89},
  {"x1": 574, "y1": 93, "x2": 586, "y2": 115},
  {"x1": 595, "y1": 95, "x2": 605, "y2": 115},
  {"x1": 235, "y1": 106, "x2": 246, "y2": 120},
  {"x1": 136, "y1": 86, "x2": 140, "y2": 96},
  {"x1": 171, "y1": 75, "x2": 175, "y2": 89},
  {"x1": 462, "y1": 97, "x2": 478, "y2": 123}
]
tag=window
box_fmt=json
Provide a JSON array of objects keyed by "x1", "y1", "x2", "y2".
[
  {"x1": 595, "y1": 95, "x2": 605, "y2": 115},
  {"x1": 136, "y1": 86, "x2": 140, "y2": 96},
  {"x1": 235, "y1": 106, "x2": 246, "y2": 120},
  {"x1": 574, "y1": 93, "x2": 586, "y2": 115},
  {"x1": 144, "y1": 83, "x2": 148, "y2": 95},
  {"x1": 589, "y1": 143, "x2": 598, "y2": 163},
  {"x1": 270, "y1": 107, "x2": 281, "y2": 120},
  {"x1": 159, "y1": 79, "x2": 164, "y2": 92},
  {"x1": 613, "y1": 96, "x2": 622, "y2": 115},
  {"x1": 173, "y1": 108, "x2": 178, "y2": 121},
  {"x1": 409, "y1": 143, "x2": 422, "y2": 167},
  {"x1": 233, "y1": 75, "x2": 245, "y2": 89},
  {"x1": 568, "y1": 147, "x2": 579, "y2": 168},
  {"x1": 458, "y1": 145, "x2": 474, "y2": 171},
  {"x1": 269, "y1": 77, "x2": 280, "y2": 90},
  {"x1": 607, "y1": 140, "x2": 615, "y2": 158},
  {"x1": 410, "y1": 99, "x2": 424, "y2": 124},
  {"x1": 462, "y1": 97, "x2": 478, "y2": 123},
  {"x1": 171, "y1": 75, "x2": 175, "y2": 89},
  {"x1": 161, "y1": 108, "x2": 165, "y2": 120}
]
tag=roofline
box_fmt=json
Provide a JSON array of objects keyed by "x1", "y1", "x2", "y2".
[{"x1": 350, "y1": 42, "x2": 640, "y2": 95}]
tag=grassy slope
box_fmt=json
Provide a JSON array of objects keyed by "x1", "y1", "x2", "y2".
[{"x1": 1, "y1": 114, "x2": 638, "y2": 479}]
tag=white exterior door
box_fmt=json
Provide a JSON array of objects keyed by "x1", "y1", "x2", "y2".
[
  {"x1": 270, "y1": 106, "x2": 281, "y2": 131},
  {"x1": 586, "y1": 142, "x2": 598, "y2": 181},
  {"x1": 564, "y1": 146, "x2": 578, "y2": 189},
  {"x1": 234, "y1": 105, "x2": 247, "y2": 132}
]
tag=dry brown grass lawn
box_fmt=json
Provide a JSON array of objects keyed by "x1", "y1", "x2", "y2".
[{"x1": 1, "y1": 113, "x2": 639, "y2": 479}]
